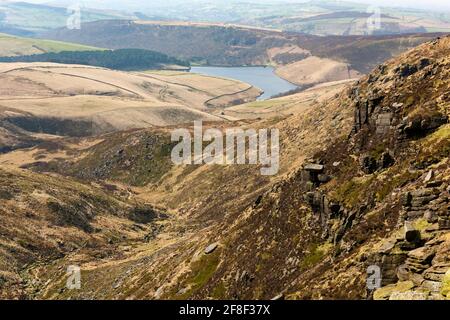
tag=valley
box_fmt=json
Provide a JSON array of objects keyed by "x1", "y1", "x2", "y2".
[
  {"x1": 1, "y1": 36, "x2": 448, "y2": 300},
  {"x1": 190, "y1": 66, "x2": 298, "y2": 100},
  {"x1": 0, "y1": 0, "x2": 449, "y2": 303}
]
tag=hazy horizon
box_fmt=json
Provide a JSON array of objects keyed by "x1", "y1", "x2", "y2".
[{"x1": 9, "y1": 0, "x2": 450, "y2": 12}]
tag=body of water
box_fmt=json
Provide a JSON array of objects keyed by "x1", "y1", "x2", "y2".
[{"x1": 190, "y1": 66, "x2": 298, "y2": 100}]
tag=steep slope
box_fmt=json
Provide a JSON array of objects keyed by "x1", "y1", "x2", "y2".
[
  {"x1": 39, "y1": 35, "x2": 450, "y2": 300},
  {"x1": 0, "y1": 165, "x2": 170, "y2": 299},
  {"x1": 190, "y1": 35, "x2": 449, "y2": 300},
  {"x1": 2, "y1": 65, "x2": 357, "y2": 300}
]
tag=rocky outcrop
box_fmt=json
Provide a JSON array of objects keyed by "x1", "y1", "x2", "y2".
[
  {"x1": 296, "y1": 36, "x2": 450, "y2": 300},
  {"x1": 402, "y1": 184, "x2": 448, "y2": 223},
  {"x1": 353, "y1": 94, "x2": 385, "y2": 133},
  {"x1": 398, "y1": 114, "x2": 448, "y2": 140},
  {"x1": 372, "y1": 181, "x2": 450, "y2": 300},
  {"x1": 300, "y1": 162, "x2": 326, "y2": 188},
  {"x1": 359, "y1": 151, "x2": 395, "y2": 174}
]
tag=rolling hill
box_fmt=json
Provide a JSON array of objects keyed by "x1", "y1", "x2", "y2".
[
  {"x1": 0, "y1": 1, "x2": 449, "y2": 301},
  {"x1": 0, "y1": 62, "x2": 261, "y2": 149}
]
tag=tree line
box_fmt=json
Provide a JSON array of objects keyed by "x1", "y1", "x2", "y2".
[{"x1": 0, "y1": 48, "x2": 190, "y2": 70}]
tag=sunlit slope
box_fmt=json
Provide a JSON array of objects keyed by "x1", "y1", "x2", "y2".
[
  {"x1": 0, "y1": 63, "x2": 261, "y2": 136},
  {"x1": 220, "y1": 79, "x2": 355, "y2": 120}
]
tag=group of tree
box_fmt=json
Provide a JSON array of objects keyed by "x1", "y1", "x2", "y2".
[{"x1": 0, "y1": 48, "x2": 190, "y2": 70}]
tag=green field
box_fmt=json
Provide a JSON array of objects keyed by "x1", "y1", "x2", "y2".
[{"x1": 0, "y1": 33, "x2": 103, "y2": 57}]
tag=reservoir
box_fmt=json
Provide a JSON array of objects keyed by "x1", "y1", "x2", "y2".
[{"x1": 190, "y1": 66, "x2": 298, "y2": 100}]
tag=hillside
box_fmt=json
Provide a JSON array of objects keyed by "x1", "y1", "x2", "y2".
[
  {"x1": 0, "y1": 62, "x2": 261, "y2": 149},
  {"x1": 0, "y1": 35, "x2": 448, "y2": 300},
  {"x1": 261, "y1": 9, "x2": 450, "y2": 36},
  {"x1": 41, "y1": 20, "x2": 441, "y2": 77},
  {"x1": 42, "y1": 20, "x2": 294, "y2": 66},
  {"x1": 193, "y1": 35, "x2": 450, "y2": 300},
  {"x1": 219, "y1": 79, "x2": 354, "y2": 120},
  {"x1": 0, "y1": 164, "x2": 168, "y2": 299},
  {"x1": 0, "y1": 32, "x2": 102, "y2": 57}
]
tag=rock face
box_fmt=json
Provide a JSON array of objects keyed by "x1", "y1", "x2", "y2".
[
  {"x1": 375, "y1": 113, "x2": 393, "y2": 134},
  {"x1": 402, "y1": 188, "x2": 446, "y2": 221},
  {"x1": 292, "y1": 36, "x2": 450, "y2": 300},
  {"x1": 373, "y1": 231, "x2": 450, "y2": 300},
  {"x1": 371, "y1": 180, "x2": 449, "y2": 299}
]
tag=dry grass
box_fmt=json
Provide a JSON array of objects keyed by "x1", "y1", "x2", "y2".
[
  {"x1": 221, "y1": 79, "x2": 354, "y2": 119},
  {"x1": 276, "y1": 56, "x2": 361, "y2": 86},
  {"x1": 0, "y1": 62, "x2": 263, "y2": 133}
]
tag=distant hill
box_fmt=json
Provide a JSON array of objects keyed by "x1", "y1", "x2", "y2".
[
  {"x1": 42, "y1": 20, "x2": 441, "y2": 74},
  {"x1": 2, "y1": 1, "x2": 450, "y2": 36},
  {"x1": 0, "y1": 32, "x2": 102, "y2": 57},
  {"x1": 42, "y1": 20, "x2": 290, "y2": 66},
  {"x1": 0, "y1": 1, "x2": 136, "y2": 34},
  {"x1": 38, "y1": 0, "x2": 450, "y2": 36},
  {"x1": 0, "y1": 48, "x2": 190, "y2": 71}
]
